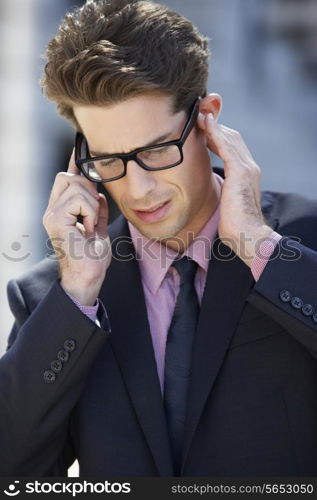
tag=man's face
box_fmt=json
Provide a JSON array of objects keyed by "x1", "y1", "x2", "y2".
[{"x1": 74, "y1": 94, "x2": 218, "y2": 242}]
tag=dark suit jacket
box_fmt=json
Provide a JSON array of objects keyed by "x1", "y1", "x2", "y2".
[{"x1": 1, "y1": 167, "x2": 317, "y2": 477}]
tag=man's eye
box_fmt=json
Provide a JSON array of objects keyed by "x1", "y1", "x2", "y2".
[
  {"x1": 100, "y1": 160, "x2": 115, "y2": 167},
  {"x1": 143, "y1": 146, "x2": 169, "y2": 157},
  {"x1": 98, "y1": 158, "x2": 120, "y2": 167}
]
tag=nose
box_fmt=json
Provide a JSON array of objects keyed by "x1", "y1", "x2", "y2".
[{"x1": 124, "y1": 159, "x2": 157, "y2": 200}]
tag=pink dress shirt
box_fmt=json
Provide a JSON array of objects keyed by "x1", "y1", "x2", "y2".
[{"x1": 65, "y1": 173, "x2": 282, "y2": 393}]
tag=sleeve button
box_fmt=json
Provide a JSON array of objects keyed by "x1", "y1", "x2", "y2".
[
  {"x1": 57, "y1": 349, "x2": 69, "y2": 363},
  {"x1": 279, "y1": 290, "x2": 291, "y2": 303},
  {"x1": 313, "y1": 313, "x2": 317, "y2": 323},
  {"x1": 63, "y1": 338, "x2": 76, "y2": 352},
  {"x1": 291, "y1": 296, "x2": 303, "y2": 309},
  {"x1": 302, "y1": 304, "x2": 314, "y2": 316},
  {"x1": 44, "y1": 370, "x2": 56, "y2": 383},
  {"x1": 51, "y1": 360, "x2": 63, "y2": 373}
]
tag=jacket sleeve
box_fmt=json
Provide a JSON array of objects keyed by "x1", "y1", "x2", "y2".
[
  {"x1": 0, "y1": 278, "x2": 109, "y2": 476},
  {"x1": 247, "y1": 235, "x2": 317, "y2": 357}
]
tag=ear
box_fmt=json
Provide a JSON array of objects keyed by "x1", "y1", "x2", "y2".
[{"x1": 199, "y1": 93, "x2": 222, "y2": 121}]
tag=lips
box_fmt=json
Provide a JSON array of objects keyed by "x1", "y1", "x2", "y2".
[
  {"x1": 134, "y1": 200, "x2": 171, "y2": 223},
  {"x1": 136, "y1": 202, "x2": 167, "y2": 213}
]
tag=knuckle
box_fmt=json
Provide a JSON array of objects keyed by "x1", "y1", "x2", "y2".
[
  {"x1": 245, "y1": 163, "x2": 253, "y2": 173},
  {"x1": 74, "y1": 192, "x2": 86, "y2": 203},
  {"x1": 55, "y1": 172, "x2": 68, "y2": 183},
  {"x1": 77, "y1": 187, "x2": 99, "y2": 207},
  {"x1": 252, "y1": 163, "x2": 261, "y2": 174},
  {"x1": 67, "y1": 181, "x2": 94, "y2": 197},
  {"x1": 42, "y1": 208, "x2": 51, "y2": 224},
  {"x1": 90, "y1": 192, "x2": 99, "y2": 203},
  {"x1": 42, "y1": 210, "x2": 55, "y2": 232}
]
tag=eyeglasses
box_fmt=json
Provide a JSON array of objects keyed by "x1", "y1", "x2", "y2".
[{"x1": 74, "y1": 98, "x2": 200, "y2": 183}]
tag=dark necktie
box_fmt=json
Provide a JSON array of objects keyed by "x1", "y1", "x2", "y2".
[{"x1": 163, "y1": 256, "x2": 200, "y2": 475}]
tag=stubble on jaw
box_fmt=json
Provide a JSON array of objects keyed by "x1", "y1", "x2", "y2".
[{"x1": 133, "y1": 173, "x2": 221, "y2": 253}]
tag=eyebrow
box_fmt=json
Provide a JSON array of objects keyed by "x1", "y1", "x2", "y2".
[{"x1": 89, "y1": 131, "x2": 173, "y2": 157}]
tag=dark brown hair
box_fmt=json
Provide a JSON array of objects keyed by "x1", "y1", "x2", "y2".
[{"x1": 41, "y1": 0, "x2": 210, "y2": 129}]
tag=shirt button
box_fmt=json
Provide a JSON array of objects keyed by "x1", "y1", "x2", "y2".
[
  {"x1": 57, "y1": 349, "x2": 69, "y2": 363},
  {"x1": 51, "y1": 360, "x2": 63, "y2": 373},
  {"x1": 291, "y1": 296, "x2": 303, "y2": 309},
  {"x1": 44, "y1": 370, "x2": 56, "y2": 383},
  {"x1": 302, "y1": 304, "x2": 314, "y2": 316},
  {"x1": 279, "y1": 290, "x2": 291, "y2": 303},
  {"x1": 64, "y1": 339, "x2": 76, "y2": 352}
]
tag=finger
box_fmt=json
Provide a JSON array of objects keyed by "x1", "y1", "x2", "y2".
[
  {"x1": 47, "y1": 169, "x2": 100, "y2": 211},
  {"x1": 203, "y1": 113, "x2": 222, "y2": 157},
  {"x1": 57, "y1": 182, "x2": 100, "y2": 210},
  {"x1": 95, "y1": 193, "x2": 109, "y2": 238},
  {"x1": 68, "y1": 147, "x2": 98, "y2": 195},
  {"x1": 64, "y1": 193, "x2": 99, "y2": 234},
  {"x1": 52, "y1": 186, "x2": 100, "y2": 234},
  {"x1": 67, "y1": 148, "x2": 81, "y2": 175},
  {"x1": 204, "y1": 114, "x2": 246, "y2": 163},
  {"x1": 197, "y1": 112, "x2": 222, "y2": 158},
  {"x1": 45, "y1": 191, "x2": 98, "y2": 237},
  {"x1": 197, "y1": 112, "x2": 208, "y2": 132}
]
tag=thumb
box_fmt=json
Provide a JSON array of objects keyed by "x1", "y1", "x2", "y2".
[
  {"x1": 198, "y1": 112, "x2": 220, "y2": 156},
  {"x1": 197, "y1": 112, "x2": 207, "y2": 132}
]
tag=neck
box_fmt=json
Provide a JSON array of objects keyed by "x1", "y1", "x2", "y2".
[{"x1": 162, "y1": 172, "x2": 222, "y2": 253}]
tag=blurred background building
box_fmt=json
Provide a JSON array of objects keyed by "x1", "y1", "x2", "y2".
[{"x1": 1, "y1": 0, "x2": 317, "y2": 388}]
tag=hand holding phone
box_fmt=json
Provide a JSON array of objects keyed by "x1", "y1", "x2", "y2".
[{"x1": 42, "y1": 149, "x2": 112, "y2": 305}]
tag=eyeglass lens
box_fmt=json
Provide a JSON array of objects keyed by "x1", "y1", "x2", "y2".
[{"x1": 80, "y1": 143, "x2": 182, "y2": 181}]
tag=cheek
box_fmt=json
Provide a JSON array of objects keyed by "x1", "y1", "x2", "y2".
[{"x1": 182, "y1": 143, "x2": 209, "y2": 183}]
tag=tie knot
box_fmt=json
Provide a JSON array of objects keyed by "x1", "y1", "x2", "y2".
[{"x1": 172, "y1": 257, "x2": 198, "y2": 285}]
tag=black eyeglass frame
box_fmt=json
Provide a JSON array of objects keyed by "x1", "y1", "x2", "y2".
[{"x1": 74, "y1": 97, "x2": 200, "y2": 183}]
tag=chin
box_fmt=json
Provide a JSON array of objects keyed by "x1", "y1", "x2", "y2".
[{"x1": 136, "y1": 218, "x2": 187, "y2": 243}]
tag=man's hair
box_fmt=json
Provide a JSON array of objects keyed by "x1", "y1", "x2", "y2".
[{"x1": 41, "y1": 0, "x2": 210, "y2": 129}]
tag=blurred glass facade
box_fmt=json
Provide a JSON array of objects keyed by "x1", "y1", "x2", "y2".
[{"x1": 1, "y1": 0, "x2": 317, "y2": 355}]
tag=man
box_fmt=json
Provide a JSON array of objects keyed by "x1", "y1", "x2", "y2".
[{"x1": 1, "y1": 0, "x2": 317, "y2": 477}]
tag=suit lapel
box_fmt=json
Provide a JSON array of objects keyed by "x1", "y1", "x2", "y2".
[
  {"x1": 99, "y1": 216, "x2": 174, "y2": 476},
  {"x1": 181, "y1": 171, "x2": 280, "y2": 473},
  {"x1": 180, "y1": 237, "x2": 255, "y2": 472}
]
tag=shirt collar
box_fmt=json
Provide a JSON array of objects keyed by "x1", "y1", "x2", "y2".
[{"x1": 128, "y1": 172, "x2": 223, "y2": 294}]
